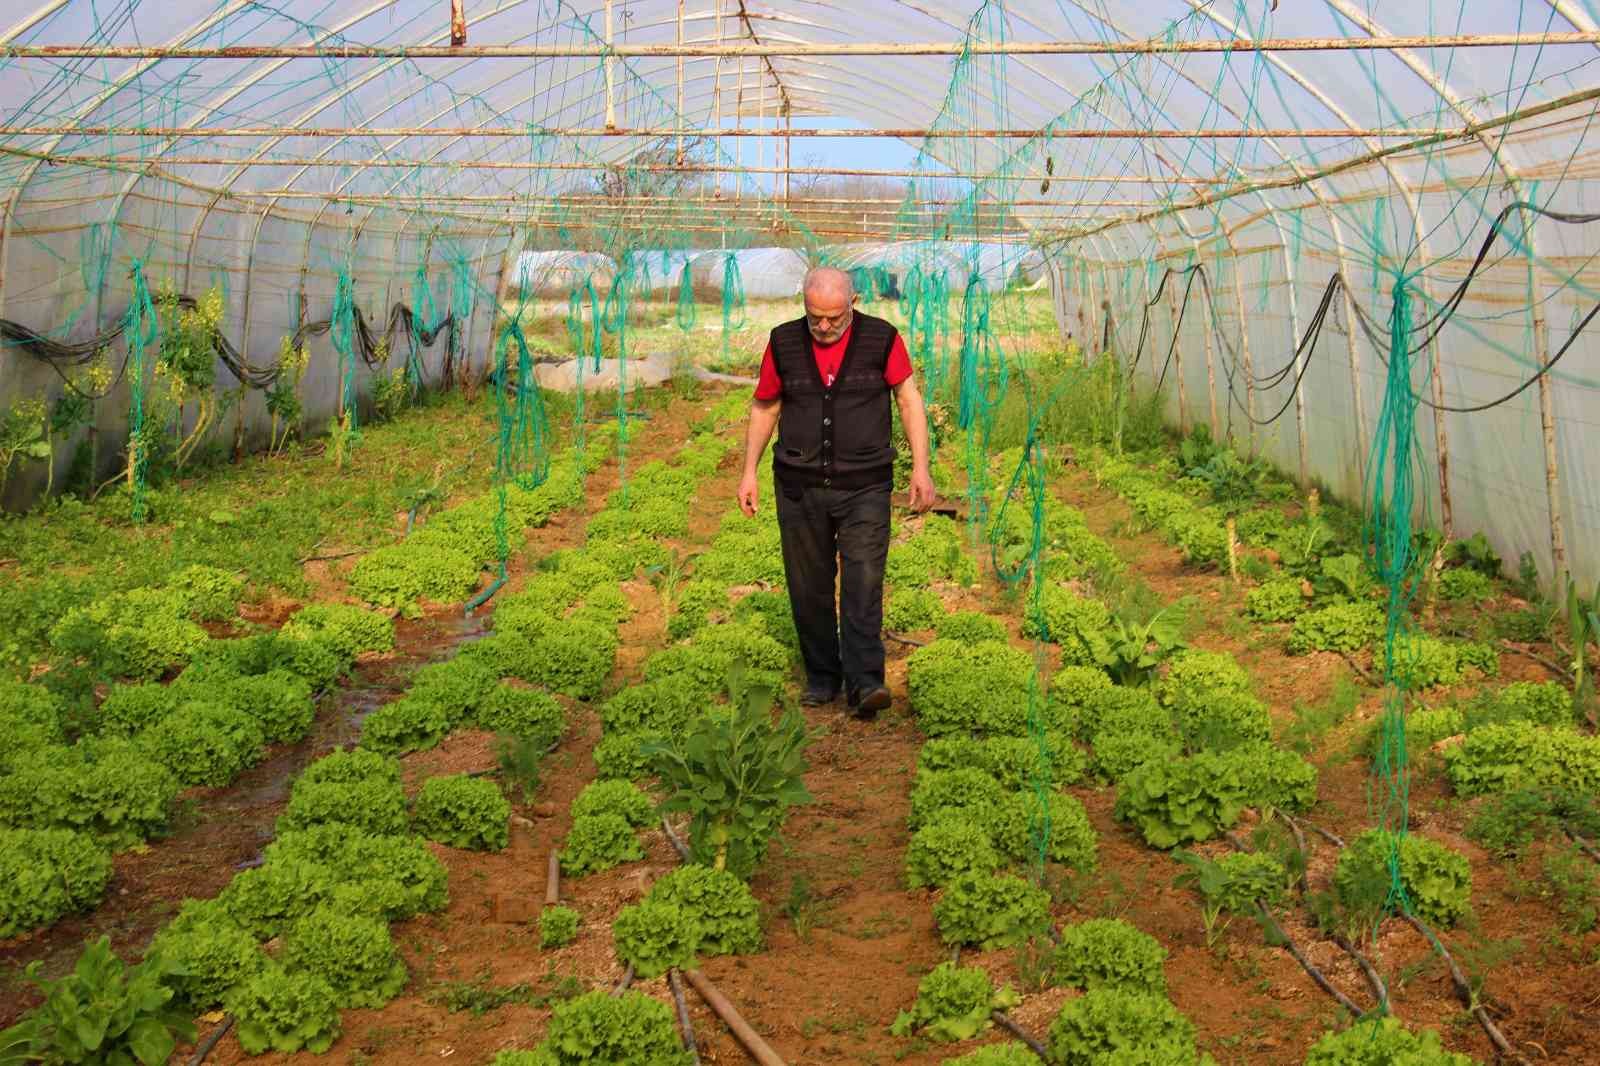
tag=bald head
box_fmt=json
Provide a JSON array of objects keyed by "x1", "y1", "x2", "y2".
[{"x1": 802, "y1": 266, "x2": 855, "y2": 343}]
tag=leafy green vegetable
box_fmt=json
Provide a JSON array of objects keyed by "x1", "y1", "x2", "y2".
[
  {"x1": 218, "y1": 858, "x2": 333, "y2": 939},
  {"x1": 1244, "y1": 577, "x2": 1307, "y2": 622},
  {"x1": 1113, "y1": 751, "x2": 1250, "y2": 849},
  {"x1": 1335, "y1": 830, "x2": 1472, "y2": 928},
  {"x1": 932, "y1": 872, "x2": 1052, "y2": 949},
  {"x1": 645, "y1": 686, "x2": 813, "y2": 879},
  {"x1": 599, "y1": 679, "x2": 705, "y2": 736},
  {"x1": 539, "y1": 905, "x2": 581, "y2": 948},
  {"x1": 0, "y1": 936, "x2": 195, "y2": 1065},
  {"x1": 0, "y1": 739, "x2": 179, "y2": 847},
  {"x1": 413, "y1": 774, "x2": 511, "y2": 851},
  {"x1": 906, "y1": 815, "x2": 1001, "y2": 889},
  {"x1": 282, "y1": 905, "x2": 408, "y2": 1008},
  {"x1": 1287, "y1": 602, "x2": 1384, "y2": 655},
  {"x1": 281, "y1": 602, "x2": 395, "y2": 660},
  {"x1": 989, "y1": 790, "x2": 1098, "y2": 871},
  {"x1": 611, "y1": 898, "x2": 700, "y2": 978},
  {"x1": 569, "y1": 779, "x2": 653, "y2": 828},
  {"x1": 137, "y1": 701, "x2": 266, "y2": 787},
  {"x1": 908, "y1": 768, "x2": 1006, "y2": 831},
  {"x1": 1304, "y1": 1016, "x2": 1478, "y2": 1064},
  {"x1": 225, "y1": 963, "x2": 343, "y2": 1055},
  {"x1": 1047, "y1": 987, "x2": 1209, "y2": 1066},
  {"x1": 146, "y1": 898, "x2": 267, "y2": 1009},
  {"x1": 644, "y1": 865, "x2": 763, "y2": 955},
  {"x1": 0, "y1": 828, "x2": 112, "y2": 937},
  {"x1": 907, "y1": 639, "x2": 1035, "y2": 736},
  {"x1": 939, "y1": 1044, "x2": 1039, "y2": 1066},
  {"x1": 532, "y1": 990, "x2": 694, "y2": 1065},
  {"x1": 1051, "y1": 918, "x2": 1168, "y2": 995},
  {"x1": 1445, "y1": 721, "x2": 1600, "y2": 797},
  {"x1": 268, "y1": 826, "x2": 448, "y2": 920},
  {"x1": 890, "y1": 962, "x2": 1018, "y2": 1043},
  {"x1": 884, "y1": 588, "x2": 946, "y2": 632},
  {"x1": 279, "y1": 772, "x2": 409, "y2": 836},
  {"x1": 560, "y1": 813, "x2": 644, "y2": 877}
]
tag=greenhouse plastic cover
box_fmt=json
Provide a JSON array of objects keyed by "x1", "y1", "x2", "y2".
[{"x1": 0, "y1": 1, "x2": 1597, "y2": 585}]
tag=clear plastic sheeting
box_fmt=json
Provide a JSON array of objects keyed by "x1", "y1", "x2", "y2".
[
  {"x1": 515, "y1": 251, "x2": 617, "y2": 296},
  {"x1": 0, "y1": 0, "x2": 1594, "y2": 586}
]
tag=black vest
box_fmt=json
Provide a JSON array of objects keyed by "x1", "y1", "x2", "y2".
[{"x1": 769, "y1": 311, "x2": 898, "y2": 490}]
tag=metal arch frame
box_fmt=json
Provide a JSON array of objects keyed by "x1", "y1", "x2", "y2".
[{"x1": 0, "y1": 0, "x2": 261, "y2": 321}]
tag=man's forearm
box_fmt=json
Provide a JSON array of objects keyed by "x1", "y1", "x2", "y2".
[
  {"x1": 743, "y1": 400, "x2": 780, "y2": 476},
  {"x1": 897, "y1": 386, "x2": 932, "y2": 473}
]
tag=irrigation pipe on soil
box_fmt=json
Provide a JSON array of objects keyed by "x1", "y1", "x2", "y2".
[
  {"x1": 545, "y1": 851, "x2": 560, "y2": 905},
  {"x1": 1401, "y1": 913, "x2": 1528, "y2": 1064},
  {"x1": 187, "y1": 1016, "x2": 234, "y2": 1066},
  {"x1": 681, "y1": 969, "x2": 789, "y2": 1066},
  {"x1": 668, "y1": 970, "x2": 703, "y2": 1064},
  {"x1": 991, "y1": 1011, "x2": 1051, "y2": 1059}
]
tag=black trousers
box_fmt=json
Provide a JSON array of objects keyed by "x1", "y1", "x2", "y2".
[{"x1": 774, "y1": 480, "x2": 891, "y2": 696}]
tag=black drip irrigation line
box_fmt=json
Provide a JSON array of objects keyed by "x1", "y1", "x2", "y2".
[
  {"x1": 991, "y1": 1010, "x2": 1051, "y2": 1060},
  {"x1": 668, "y1": 969, "x2": 702, "y2": 1064},
  {"x1": 1221, "y1": 829, "x2": 1380, "y2": 1020},
  {"x1": 186, "y1": 1016, "x2": 234, "y2": 1066},
  {"x1": 1351, "y1": 285, "x2": 1600, "y2": 414},
  {"x1": 2, "y1": 297, "x2": 460, "y2": 393},
  {"x1": 1400, "y1": 912, "x2": 1528, "y2": 1064},
  {"x1": 1399, "y1": 201, "x2": 1600, "y2": 358}
]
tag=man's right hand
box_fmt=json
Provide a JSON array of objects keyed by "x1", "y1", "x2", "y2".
[{"x1": 737, "y1": 472, "x2": 760, "y2": 516}]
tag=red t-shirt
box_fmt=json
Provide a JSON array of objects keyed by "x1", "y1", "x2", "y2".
[{"x1": 753, "y1": 323, "x2": 913, "y2": 401}]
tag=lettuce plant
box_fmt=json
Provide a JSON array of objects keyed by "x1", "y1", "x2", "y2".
[
  {"x1": 1051, "y1": 918, "x2": 1168, "y2": 995},
  {"x1": 413, "y1": 774, "x2": 511, "y2": 851},
  {"x1": 611, "y1": 898, "x2": 700, "y2": 979},
  {"x1": 0, "y1": 828, "x2": 112, "y2": 937},
  {"x1": 282, "y1": 906, "x2": 408, "y2": 1009},
  {"x1": 532, "y1": 990, "x2": 694, "y2": 1066},
  {"x1": 890, "y1": 962, "x2": 1018, "y2": 1043},
  {"x1": 225, "y1": 964, "x2": 342, "y2": 1055},
  {"x1": 644, "y1": 865, "x2": 763, "y2": 955},
  {"x1": 539, "y1": 905, "x2": 580, "y2": 948},
  {"x1": 1048, "y1": 987, "x2": 1208, "y2": 1066},
  {"x1": 906, "y1": 816, "x2": 1000, "y2": 889},
  {"x1": 932, "y1": 872, "x2": 1052, "y2": 949}
]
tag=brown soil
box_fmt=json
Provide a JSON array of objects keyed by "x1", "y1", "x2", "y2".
[{"x1": 7, "y1": 397, "x2": 1599, "y2": 1066}]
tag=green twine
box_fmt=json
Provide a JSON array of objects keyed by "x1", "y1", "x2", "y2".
[
  {"x1": 603, "y1": 262, "x2": 634, "y2": 494},
  {"x1": 330, "y1": 269, "x2": 359, "y2": 433},
  {"x1": 1364, "y1": 272, "x2": 1429, "y2": 937},
  {"x1": 721, "y1": 253, "x2": 746, "y2": 363},
  {"x1": 676, "y1": 260, "x2": 697, "y2": 332},
  {"x1": 408, "y1": 260, "x2": 437, "y2": 393},
  {"x1": 123, "y1": 259, "x2": 156, "y2": 523}
]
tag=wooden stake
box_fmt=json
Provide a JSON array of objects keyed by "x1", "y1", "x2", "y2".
[
  {"x1": 1226, "y1": 517, "x2": 1239, "y2": 584},
  {"x1": 449, "y1": 0, "x2": 466, "y2": 47},
  {"x1": 545, "y1": 850, "x2": 560, "y2": 906}
]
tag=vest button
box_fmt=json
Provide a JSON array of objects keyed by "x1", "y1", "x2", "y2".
[
  {"x1": 823, "y1": 392, "x2": 831, "y2": 400},
  {"x1": 823, "y1": 478, "x2": 831, "y2": 486},
  {"x1": 823, "y1": 417, "x2": 832, "y2": 426}
]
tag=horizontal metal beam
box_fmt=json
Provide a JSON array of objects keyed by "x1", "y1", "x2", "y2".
[
  {"x1": 6, "y1": 124, "x2": 1435, "y2": 140},
  {"x1": 0, "y1": 147, "x2": 1217, "y2": 183},
  {"x1": 10, "y1": 32, "x2": 1600, "y2": 59}
]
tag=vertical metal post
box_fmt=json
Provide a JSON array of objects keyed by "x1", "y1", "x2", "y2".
[
  {"x1": 783, "y1": 105, "x2": 792, "y2": 210},
  {"x1": 1526, "y1": 207, "x2": 1566, "y2": 585},
  {"x1": 604, "y1": 0, "x2": 617, "y2": 130},
  {"x1": 1200, "y1": 267, "x2": 1218, "y2": 434},
  {"x1": 1166, "y1": 273, "x2": 1187, "y2": 435},
  {"x1": 675, "y1": 0, "x2": 685, "y2": 164}
]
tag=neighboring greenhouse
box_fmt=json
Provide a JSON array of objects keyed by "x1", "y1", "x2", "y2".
[{"x1": 2, "y1": 4, "x2": 1599, "y2": 1066}]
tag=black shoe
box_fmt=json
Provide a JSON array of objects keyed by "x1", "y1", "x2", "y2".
[
  {"x1": 800, "y1": 686, "x2": 839, "y2": 707},
  {"x1": 847, "y1": 685, "x2": 891, "y2": 720}
]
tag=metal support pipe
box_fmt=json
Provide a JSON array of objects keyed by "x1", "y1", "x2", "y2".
[
  {"x1": 4, "y1": 123, "x2": 1458, "y2": 139},
  {"x1": 14, "y1": 32, "x2": 1600, "y2": 58}
]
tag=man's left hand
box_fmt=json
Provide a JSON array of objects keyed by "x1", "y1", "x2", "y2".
[{"x1": 908, "y1": 468, "x2": 937, "y2": 513}]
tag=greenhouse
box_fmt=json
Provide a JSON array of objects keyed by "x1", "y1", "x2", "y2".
[{"x1": 1, "y1": 2, "x2": 1598, "y2": 1064}]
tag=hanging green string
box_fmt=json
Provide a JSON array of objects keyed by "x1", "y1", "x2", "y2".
[
  {"x1": 408, "y1": 259, "x2": 437, "y2": 394},
  {"x1": 1364, "y1": 271, "x2": 1429, "y2": 937},
  {"x1": 851, "y1": 266, "x2": 875, "y2": 305},
  {"x1": 123, "y1": 259, "x2": 156, "y2": 523},
  {"x1": 567, "y1": 276, "x2": 603, "y2": 457},
  {"x1": 721, "y1": 253, "x2": 746, "y2": 364},
  {"x1": 602, "y1": 262, "x2": 633, "y2": 496},
  {"x1": 330, "y1": 268, "x2": 360, "y2": 433},
  {"x1": 676, "y1": 260, "x2": 697, "y2": 332}
]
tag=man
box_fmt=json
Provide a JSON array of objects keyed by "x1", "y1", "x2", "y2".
[{"x1": 737, "y1": 267, "x2": 936, "y2": 719}]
